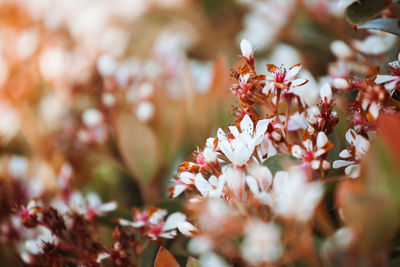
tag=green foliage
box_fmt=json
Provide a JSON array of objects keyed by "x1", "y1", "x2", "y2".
[
  {"x1": 263, "y1": 154, "x2": 300, "y2": 175},
  {"x1": 359, "y1": 18, "x2": 400, "y2": 35},
  {"x1": 345, "y1": 0, "x2": 390, "y2": 25}
]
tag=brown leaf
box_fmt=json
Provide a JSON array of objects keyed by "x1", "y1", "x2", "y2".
[
  {"x1": 154, "y1": 247, "x2": 180, "y2": 267},
  {"x1": 114, "y1": 112, "x2": 160, "y2": 183}
]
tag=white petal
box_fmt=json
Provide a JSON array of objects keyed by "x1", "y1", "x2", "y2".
[
  {"x1": 195, "y1": 173, "x2": 213, "y2": 197},
  {"x1": 345, "y1": 164, "x2": 360, "y2": 178},
  {"x1": 163, "y1": 212, "x2": 186, "y2": 231},
  {"x1": 287, "y1": 65, "x2": 301, "y2": 79},
  {"x1": 240, "y1": 115, "x2": 254, "y2": 136},
  {"x1": 240, "y1": 39, "x2": 253, "y2": 59},
  {"x1": 317, "y1": 132, "x2": 329, "y2": 148},
  {"x1": 333, "y1": 160, "x2": 355, "y2": 169},
  {"x1": 375, "y1": 75, "x2": 396, "y2": 84},
  {"x1": 291, "y1": 145, "x2": 304, "y2": 158},
  {"x1": 246, "y1": 175, "x2": 260, "y2": 195},
  {"x1": 333, "y1": 78, "x2": 349, "y2": 89},
  {"x1": 99, "y1": 201, "x2": 117, "y2": 213},
  {"x1": 345, "y1": 129, "x2": 356, "y2": 145},
  {"x1": 311, "y1": 160, "x2": 321, "y2": 170},
  {"x1": 292, "y1": 78, "x2": 308, "y2": 86},
  {"x1": 178, "y1": 221, "x2": 196, "y2": 236},
  {"x1": 339, "y1": 149, "x2": 352, "y2": 158},
  {"x1": 368, "y1": 102, "x2": 379, "y2": 119},
  {"x1": 171, "y1": 184, "x2": 187, "y2": 197},
  {"x1": 255, "y1": 119, "x2": 269, "y2": 138},
  {"x1": 330, "y1": 40, "x2": 352, "y2": 59},
  {"x1": 320, "y1": 83, "x2": 332, "y2": 102},
  {"x1": 180, "y1": 172, "x2": 195, "y2": 184}
]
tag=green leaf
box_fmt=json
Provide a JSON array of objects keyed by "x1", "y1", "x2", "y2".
[
  {"x1": 186, "y1": 257, "x2": 203, "y2": 267},
  {"x1": 263, "y1": 154, "x2": 300, "y2": 175},
  {"x1": 359, "y1": 18, "x2": 400, "y2": 35},
  {"x1": 345, "y1": 0, "x2": 389, "y2": 26}
]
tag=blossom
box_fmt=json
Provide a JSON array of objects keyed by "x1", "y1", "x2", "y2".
[
  {"x1": 241, "y1": 221, "x2": 282, "y2": 264},
  {"x1": 376, "y1": 53, "x2": 400, "y2": 96},
  {"x1": 194, "y1": 173, "x2": 225, "y2": 198},
  {"x1": 68, "y1": 192, "x2": 117, "y2": 220},
  {"x1": 333, "y1": 129, "x2": 369, "y2": 178},
  {"x1": 117, "y1": 208, "x2": 195, "y2": 240},
  {"x1": 263, "y1": 63, "x2": 307, "y2": 94},
  {"x1": 217, "y1": 115, "x2": 268, "y2": 166},
  {"x1": 291, "y1": 132, "x2": 332, "y2": 170},
  {"x1": 273, "y1": 167, "x2": 323, "y2": 221}
]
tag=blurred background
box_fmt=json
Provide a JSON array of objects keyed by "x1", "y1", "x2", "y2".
[{"x1": 0, "y1": 0, "x2": 398, "y2": 265}]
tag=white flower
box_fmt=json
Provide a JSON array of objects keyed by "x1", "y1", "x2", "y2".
[
  {"x1": 241, "y1": 221, "x2": 283, "y2": 264},
  {"x1": 333, "y1": 129, "x2": 369, "y2": 178},
  {"x1": 263, "y1": 64, "x2": 307, "y2": 93},
  {"x1": 217, "y1": 115, "x2": 268, "y2": 166},
  {"x1": 194, "y1": 173, "x2": 225, "y2": 198},
  {"x1": 375, "y1": 53, "x2": 400, "y2": 95},
  {"x1": 273, "y1": 167, "x2": 323, "y2": 221},
  {"x1": 291, "y1": 132, "x2": 331, "y2": 170}
]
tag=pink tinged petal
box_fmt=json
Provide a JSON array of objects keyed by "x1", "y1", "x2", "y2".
[
  {"x1": 159, "y1": 230, "x2": 177, "y2": 239},
  {"x1": 303, "y1": 139, "x2": 313, "y2": 151},
  {"x1": 375, "y1": 75, "x2": 396, "y2": 84},
  {"x1": 163, "y1": 212, "x2": 186, "y2": 231},
  {"x1": 339, "y1": 149, "x2": 352, "y2": 158},
  {"x1": 178, "y1": 221, "x2": 196, "y2": 236},
  {"x1": 246, "y1": 175, "x2": 260, "y2": 195},
  {"x1": 195, "y1": 173, "x2": 213, "y2": 197},
  {"x1": 292, "y1": 78, "x2": 308, "y2": 86},
  {"x1": 317, "y1": 132, "x2": 329, "y2": 149},
  {"x1": 180, "y1": 172, "x2": 195, "y2": 184},
  {"x1": 311, "y1": 160, "x2": 321, "y2": 170},
  {"x1": 320, "y1": 83, "x2": 332, "y2": 102},
  {"x1": 240, "y1": 115, "x2": 254, "y2": 136},
  {"x1": 287, "y1": 64, "x2": 302, "y2": 79},
  {"x1": 240, "y1": 39, "x2": 253, "y2": 59},
  {"x1": 333, "y1": 160, "x2": 355, "y2": 169},
  {"x1": 291, "y1": 145, "x2": 303, "y2": 158},
  {"x1": 345, "y1": 164, "x2": 360, "y2": 178}
]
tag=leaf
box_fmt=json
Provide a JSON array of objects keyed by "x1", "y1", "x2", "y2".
[
  {"x1": 359, "y1": 18, "x2": 400, "y2": 35},
  {"x1": 263, "y1": 154, "x2": 300, "y2": 175},
  {"x1": 114, "y1": 112, "x2": 160, "y2": 183},
  {"x1": 186, "y1": 257, "x2": 203, "y2": 267},
  {"x1": 154, "y1": 247, "x2": 180, "y2": 267},
  {"x1": 345, "y1": 0, "x2": 390, "y2": 26}
]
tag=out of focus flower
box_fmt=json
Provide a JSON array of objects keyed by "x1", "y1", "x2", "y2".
[
  {"x1": 241, "y1": 220, "x2": 282, "y2": 264},
  {"x1": 273, "y1": 167, "x2": 323, "y2": 221}
]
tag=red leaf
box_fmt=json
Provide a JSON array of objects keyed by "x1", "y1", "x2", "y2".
[{"x1": 154, "y1": 247, "x2": 180, "y2": 267}]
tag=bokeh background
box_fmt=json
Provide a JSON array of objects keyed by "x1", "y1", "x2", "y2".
[{"x1": 0, "y1": 0, "x2": 399, "y2": 265}]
